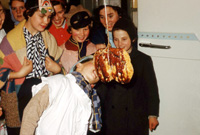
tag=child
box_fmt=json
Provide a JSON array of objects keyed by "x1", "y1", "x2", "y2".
[
  {"x1": 20, "y1": 55, "x2": 102, "y2": 135},
  {"x1": 0, "y1": 0, "x2": 62, "y2": 134},
  {"x1": 91, "y1": 5, "x2": 131, "y2": 49},
  {"x1": 96, "y1": 18, "x2": 160, "y2": 135},
  {"x1": 48, "y1": 0, "x2": 71, "y2": 46},
  {"x1": 9, "y1": 0, "x2": 26, "y2": 26},
  {"x1": 59, "y1": 5, "x2": 97, "y2": 74}
]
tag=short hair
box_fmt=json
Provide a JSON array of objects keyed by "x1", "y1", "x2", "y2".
[
  {"x1": 51, "y1": 0, "x2": 66, "y2": 10},
  {"x1": 23, "y1": 0, "x2": 39, "y2": 20},
  {"x1": 9, "y1": 0, "x2": 25, "y2": 6},
  {"x1": 67, "y1": 23, "x2": 92, "y2": 34}
]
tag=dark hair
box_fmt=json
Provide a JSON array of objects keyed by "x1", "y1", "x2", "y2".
[
  {"x1": 23, "y1": 0, "x2": 39, "y2": 20},
  {"x1": 51, "y1": 0, "x2": 69, "y2": 13},
  {"x1": 67, "y1": 24, "x2": 92, "y2": 34},
  {"x1": 9, "y1": 0, "x2": 25, "y2": 6},
  {"x1": 92, "y1": 5, "x2": 130, "y2": 28}
]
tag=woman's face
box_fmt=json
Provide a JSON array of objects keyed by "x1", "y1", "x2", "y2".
[
  {"x1": 0, "y1": 5, "x2": 5, "y2": 29},
  {"x1": 71, "y1": 25, "x2": 90, "y2": 43},
  {"x1": 113, "y1": 29, "x2": 132, "y2": 51},
  {"x1": 99, "y1": 7, "x2": 120, "y2": 31},
  {"x1": 26, "y1": 10, "x2": 52, "y2": 35},
  {"x1": 11, "y1": 0, "x2": 26, "y2": 22},
  {"x1": 52, "y1": 4, "x2": 65, "y2": 28}
]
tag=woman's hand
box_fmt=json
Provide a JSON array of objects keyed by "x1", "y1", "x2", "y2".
[
  {"x1": 45, "y1": 57, "x2": 61, "y2": 74},
  {"x1": 9, "y1": 57, "x2": 33, "y2": 79},
  {"x1": 18, "y1": 57, "x2": 33, "y2": 77}
]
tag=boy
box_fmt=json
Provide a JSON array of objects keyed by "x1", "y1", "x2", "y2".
[
  {"x1": 20, "y1": 55, "x2": 102, "y2": 135},
  {"x1": 60, "y1": 5, "x2": 97, "y2": 74}
]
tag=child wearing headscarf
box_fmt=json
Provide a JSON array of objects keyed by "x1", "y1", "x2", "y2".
[
  {"x1": 96, "y1": 18, "x2": 160, "y2": 135},
  {"x1": 9, "y1": 0, "x2": 26, "y2": 26}
]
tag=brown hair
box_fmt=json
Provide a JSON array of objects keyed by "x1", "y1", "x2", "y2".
[{"x1": 9, "y1": 0, "x2": 25, "y2": 6}]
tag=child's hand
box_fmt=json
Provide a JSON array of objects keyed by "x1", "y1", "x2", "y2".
[
  {"x1": 149, "y1": 117, "x2": 159, "y2": 132},
  {"x1": 0, "y1": 107, "x2": 3, "y2": 117},
  {"x1": 45, "y1": 57, "x2": 61, "y2": 74},
  {"x1": 96, "y1": 44, "x2": 106, "y2": 50}
]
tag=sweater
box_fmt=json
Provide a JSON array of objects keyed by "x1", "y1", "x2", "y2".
[{"x1": 0, "y1": 20, "x2": 63, "y2": 127}]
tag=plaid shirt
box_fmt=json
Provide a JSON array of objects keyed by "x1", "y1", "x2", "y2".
[{"x1": 72, "y1": 72, "x2": 102, "y2": 131}]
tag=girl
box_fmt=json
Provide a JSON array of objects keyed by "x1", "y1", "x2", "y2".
[
  {"x1": 91, "y1": 5, "x2": 130, "y2": 49},
  {"x1": 0, "y1": 0, "x2": 62, "y2": 134},
  {"x1": 96, "y1": 18, "x2": 160, "y2": 135},
  {"x1": 9, "y1": 0, "x2": 26, "y2": 26},
  {"x1": 60, "y1": 5, "x2": 97, "y2": 74},
  {"x1": 48, "y1": 0, "x2": 71, "y2": 46}
]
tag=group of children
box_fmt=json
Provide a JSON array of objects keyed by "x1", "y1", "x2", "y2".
[{"x1": 0, "y1": 0, "x2": 160, "y2": 135}]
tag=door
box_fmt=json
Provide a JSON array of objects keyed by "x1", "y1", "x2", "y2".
[{"x1": 138, "y1": 0, "x2": 200, "y2": 135}]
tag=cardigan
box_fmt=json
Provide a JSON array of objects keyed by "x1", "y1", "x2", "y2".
[
  {"x1": 60, "y1": 37, "x2": 97, "y2": 74},
  {"x1": 0, "y1": 20, "x2": 63, "y2": 127}
]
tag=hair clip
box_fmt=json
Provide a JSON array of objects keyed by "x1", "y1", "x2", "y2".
[{"x1": 39, "y1": 0, "x2": 54, "y2": 13}]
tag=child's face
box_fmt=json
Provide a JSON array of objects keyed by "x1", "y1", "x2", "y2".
[
  {"x1": 52, "y1": 4, "x2": 65, "y2": 28},
  {"x1": 27, "y1": 9, "x2": 52, "y2": 35},
  {"x1": 71, "y1": 25, "x2": 90, "y2": 43},
  {"x1": 113, "y1": 29, "x2": 132, "y2": 51},
  {"x1": 11, "y1": 0, "x2": 26, "y2": 22},
  {"x1": 99, "y1": 7, "x2": 120, "y2": 31},
  {"x1": 76, "y1": 60, "x2": 99, "y2": 84}
]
